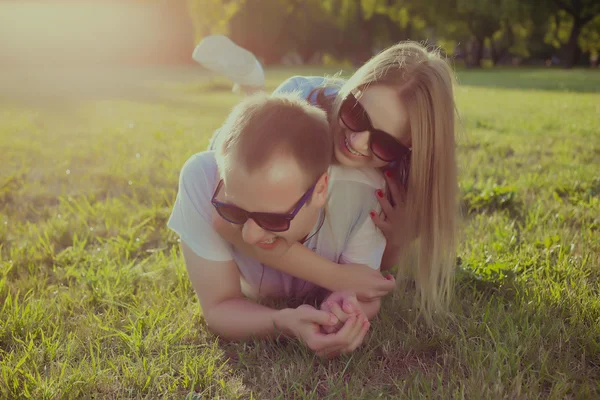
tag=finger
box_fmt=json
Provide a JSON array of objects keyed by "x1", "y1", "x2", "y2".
[
  {"x1": 325, "y1": 291, "x2": 344, "y2": 303},
  {"x1": 309, "y1": 331, "x2": 345, "y2": 352},
  {"x1": 376, "y1": 276, "x2": 397, "y2": 296},
  {"x1": 342, "y1": 319, "x2": 370, "y2": 353},
  {"x1": 342, "y1": 299, "x2": 355, "y2": 314},
  {"x1": 328, "y1": 301, "x2": 351, "y2": 324},
  {"x1": 300, "y1": 308, "x2": 338, "y2": 327},
  {"x1": 384, "y1": 170, "x2": 406, "y2": 204},
  {"x1": 333, "y1": 315, "x2": 361, "y2": 348},
  {"x1": 370, "y1": 210, "x2": 392, "y2": 234},
  {"x1": 322, "y1": 324, "x2": 339, "y2": 334},
  {"x1": 316, "y1": 316, "x2": 360, "y2": 356},
  {"x1": 308, "y1": 316, "x2": 359, "y2": 351},
  {"x1": 348, "y1": 314, "x2": 366, "y2": 341},
  {"x1": 375, "y1": 189, "x2": 395, "y2": 217},
  {"x1": 335, "y1": 315, "x2": 365, "y2": 353},
  {"x1": 342, "y1": 296, "x2": 359, "y2": 314}
]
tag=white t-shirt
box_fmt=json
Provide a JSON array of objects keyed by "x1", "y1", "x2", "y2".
[{"x1": 168, "y1": 151, "x2": 386, "y2": 298}]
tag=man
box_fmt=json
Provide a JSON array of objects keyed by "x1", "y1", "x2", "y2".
[{"x1": 168, "y1": 92, "x2": 388, "y2": 356}]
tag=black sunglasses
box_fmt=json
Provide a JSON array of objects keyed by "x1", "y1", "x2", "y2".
[
  {"x1": 211, "y1": 180, "x2": 316, "y2": 232},
  {"x1": 339, "y1": 92, "x2": 411, "y2": 162}
]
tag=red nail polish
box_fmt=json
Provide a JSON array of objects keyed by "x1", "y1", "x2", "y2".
[
  {"x1": 376, "y1": 189, "x2": 383, "y2": 198},
  {"x1": 384, "y1": 170, "x2": 392, "y2": 178},
  {"x1": 369, "y1": 211, "x2": 376, "y2": 218}
]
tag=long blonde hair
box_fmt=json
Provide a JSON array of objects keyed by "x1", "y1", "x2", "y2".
[{"x1": 316, "y1": 41, "x2": 459, "y2": 320}]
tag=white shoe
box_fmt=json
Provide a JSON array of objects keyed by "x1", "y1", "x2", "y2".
[{"x1": 192, "y1": 35, "x2": 264, "y2": 88}]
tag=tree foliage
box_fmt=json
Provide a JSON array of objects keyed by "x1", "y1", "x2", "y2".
[{"x1": 186, "y1": 0, "x2": 600, "y2": 68}]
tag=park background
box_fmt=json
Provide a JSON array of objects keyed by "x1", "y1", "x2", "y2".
[{"x1": 0, "y1": 0, "x2": 599, "y2": 399}]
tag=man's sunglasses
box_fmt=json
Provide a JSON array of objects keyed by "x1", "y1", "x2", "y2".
[
  {"x1": 339, "y1": 92, "x2": 412, "y2": 162},
  {"x1": 211, "y1": 180, "x2": 316, "y2": 232}
]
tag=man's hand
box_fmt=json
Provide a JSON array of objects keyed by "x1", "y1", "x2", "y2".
[
  {"x1": 276, "y1": 305, "x2": 370, "y2": 358},
  {"x1": 320, "y1": 292, "x2": 361, "y2": 333},
  {"x1": 315, "y1": 314, "x2": 371, "y2": 358}
]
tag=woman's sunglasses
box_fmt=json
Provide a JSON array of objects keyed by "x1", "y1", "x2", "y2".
[
  {"x1": 339, "y1": 93, "x2": 411, "y2": 162},
  {"x1": 211, "y1": 180, "x2": 316, "y2": 232}
]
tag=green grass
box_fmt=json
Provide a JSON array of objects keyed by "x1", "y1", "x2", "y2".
[{"x1": 1, "y1": 66, "x2": 599, "y2": 399}]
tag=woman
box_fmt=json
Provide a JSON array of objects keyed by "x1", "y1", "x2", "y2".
[{"x1": 196, "y1": 37, "x2": 459, "y2": 320}]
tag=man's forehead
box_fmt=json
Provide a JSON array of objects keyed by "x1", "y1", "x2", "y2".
[
  {"x1": 225, "y1": 152, "x2": 307, "y2": 185},
  {"x1": 221, "y1": 164, "x2": 308, "y2": 213}
]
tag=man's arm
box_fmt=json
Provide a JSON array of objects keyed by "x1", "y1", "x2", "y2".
[{"x1": 181, "y1": 241, "x2": 289, "y2": 340}]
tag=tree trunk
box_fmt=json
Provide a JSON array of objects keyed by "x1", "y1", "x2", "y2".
[
  {"x1": 352, "y1": 1, "x2": 374, "y2": 65},
  {"x1": 466, "y1": 36, "x2": 484, "y2": 68},
  {"x1": 298, "y1": 47, "x2": 316, "y2": 64},
  {"x1": 562, "y1": 17, "x2": 584, "y2": 68},
  {"x1": 490, "y1": 41, "x2": 499, "y2": 66}
]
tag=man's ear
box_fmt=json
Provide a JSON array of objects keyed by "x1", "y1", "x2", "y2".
[{"x1": 311, "y1": 172, "x2": 329, "y2": 208}]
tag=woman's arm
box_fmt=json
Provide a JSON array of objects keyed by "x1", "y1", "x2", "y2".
[
  {"x1": 380, "y1": 244, "x2": 403, "y2": 271},
  {"x1": 212, "y1": 213, "x2": 395, "y2": 301}
]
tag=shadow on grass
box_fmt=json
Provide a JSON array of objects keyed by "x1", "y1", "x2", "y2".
[{"x1": 206, "y1": 259, "x2": 600, "y2": 398}]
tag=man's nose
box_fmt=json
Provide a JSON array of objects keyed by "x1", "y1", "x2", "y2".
[{"x1": 241, "y1": 218, "x2": 267, "y2": 245}]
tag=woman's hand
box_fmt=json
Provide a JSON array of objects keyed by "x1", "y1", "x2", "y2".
[
  {"x1": 371, "y1": 170, "x2": 411, "y2": 249},
  {"x1": 332, "y1": 264, "x2": 395, "y2": 302}
]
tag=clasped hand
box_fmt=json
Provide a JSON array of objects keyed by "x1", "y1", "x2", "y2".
[{"x1": 282, "y1": 292, "x2": 369, "y2": 359}]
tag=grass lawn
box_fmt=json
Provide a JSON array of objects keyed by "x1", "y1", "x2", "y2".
[{"x1": 1, "y1": 65, "x2": 599, "y2": 399}]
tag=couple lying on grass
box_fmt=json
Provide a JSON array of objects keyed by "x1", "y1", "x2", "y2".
[{"x1": 168, "y1": 41, "x2": 459, "y2": 358}]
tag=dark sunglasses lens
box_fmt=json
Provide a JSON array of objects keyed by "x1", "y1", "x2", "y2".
[
  {"x1": 371, "y1": 131, "x2": 408, "y2": 162},
  {"x1": 217, "y1": 204, "x2": 248, "y2": 224},
  {"x1": 254, "y1": 214, "x2": 289, "y2": 232},
  {"x1": 340, "y1": 95, "x2": 370, "y2": 132}
]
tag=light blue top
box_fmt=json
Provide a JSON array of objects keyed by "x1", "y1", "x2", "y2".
[
  {"x1": 208, "y1": 76, "x2": 341, "y2": 151},
  {"x1": 273, "y1": 76, "x2": 341, "y2": 105}
]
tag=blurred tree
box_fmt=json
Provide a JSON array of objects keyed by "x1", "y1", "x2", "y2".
[
  {"x1": 545, "y1": 0, "x2": 600, "y2": 67},
  {"x1": 579, "y1": 15, "x2": 600, "y2": 63},
  {"x1": 185, "y1": 0, "x2": 598, "y2": 68},
  {"x1": 187, "y1": 0, "x2": 245, "y2": 43}
]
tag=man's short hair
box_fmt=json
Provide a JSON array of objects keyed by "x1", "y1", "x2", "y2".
[{"x1": 215, "y1": 92, "x2": 332, "y2": 187}]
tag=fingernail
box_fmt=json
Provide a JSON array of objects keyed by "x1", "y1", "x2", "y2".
[
  {"x1": 329, "y1": 315, "x2": 337, "y2": 324},
  {"x1": 369, "y1": 211, "x2": 375, "y2": 218},
  {"x1": 385, "y1": 274, "x2": 393, "y2": 280},
  {"x1": 376, "y1": 189, "x2": 384, "y2": 198},
  {"x1": 384, "y1": 170, "x2": 392, "y2": 178}
]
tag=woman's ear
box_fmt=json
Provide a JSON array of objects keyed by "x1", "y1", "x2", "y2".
[{"x1": 311, "y1": 172, "x2": 329, "y2": 208}]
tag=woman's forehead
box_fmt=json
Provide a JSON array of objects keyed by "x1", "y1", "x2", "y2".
[{"x1": 359, "y1": 84, "x2": 411, "y2": 144}]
